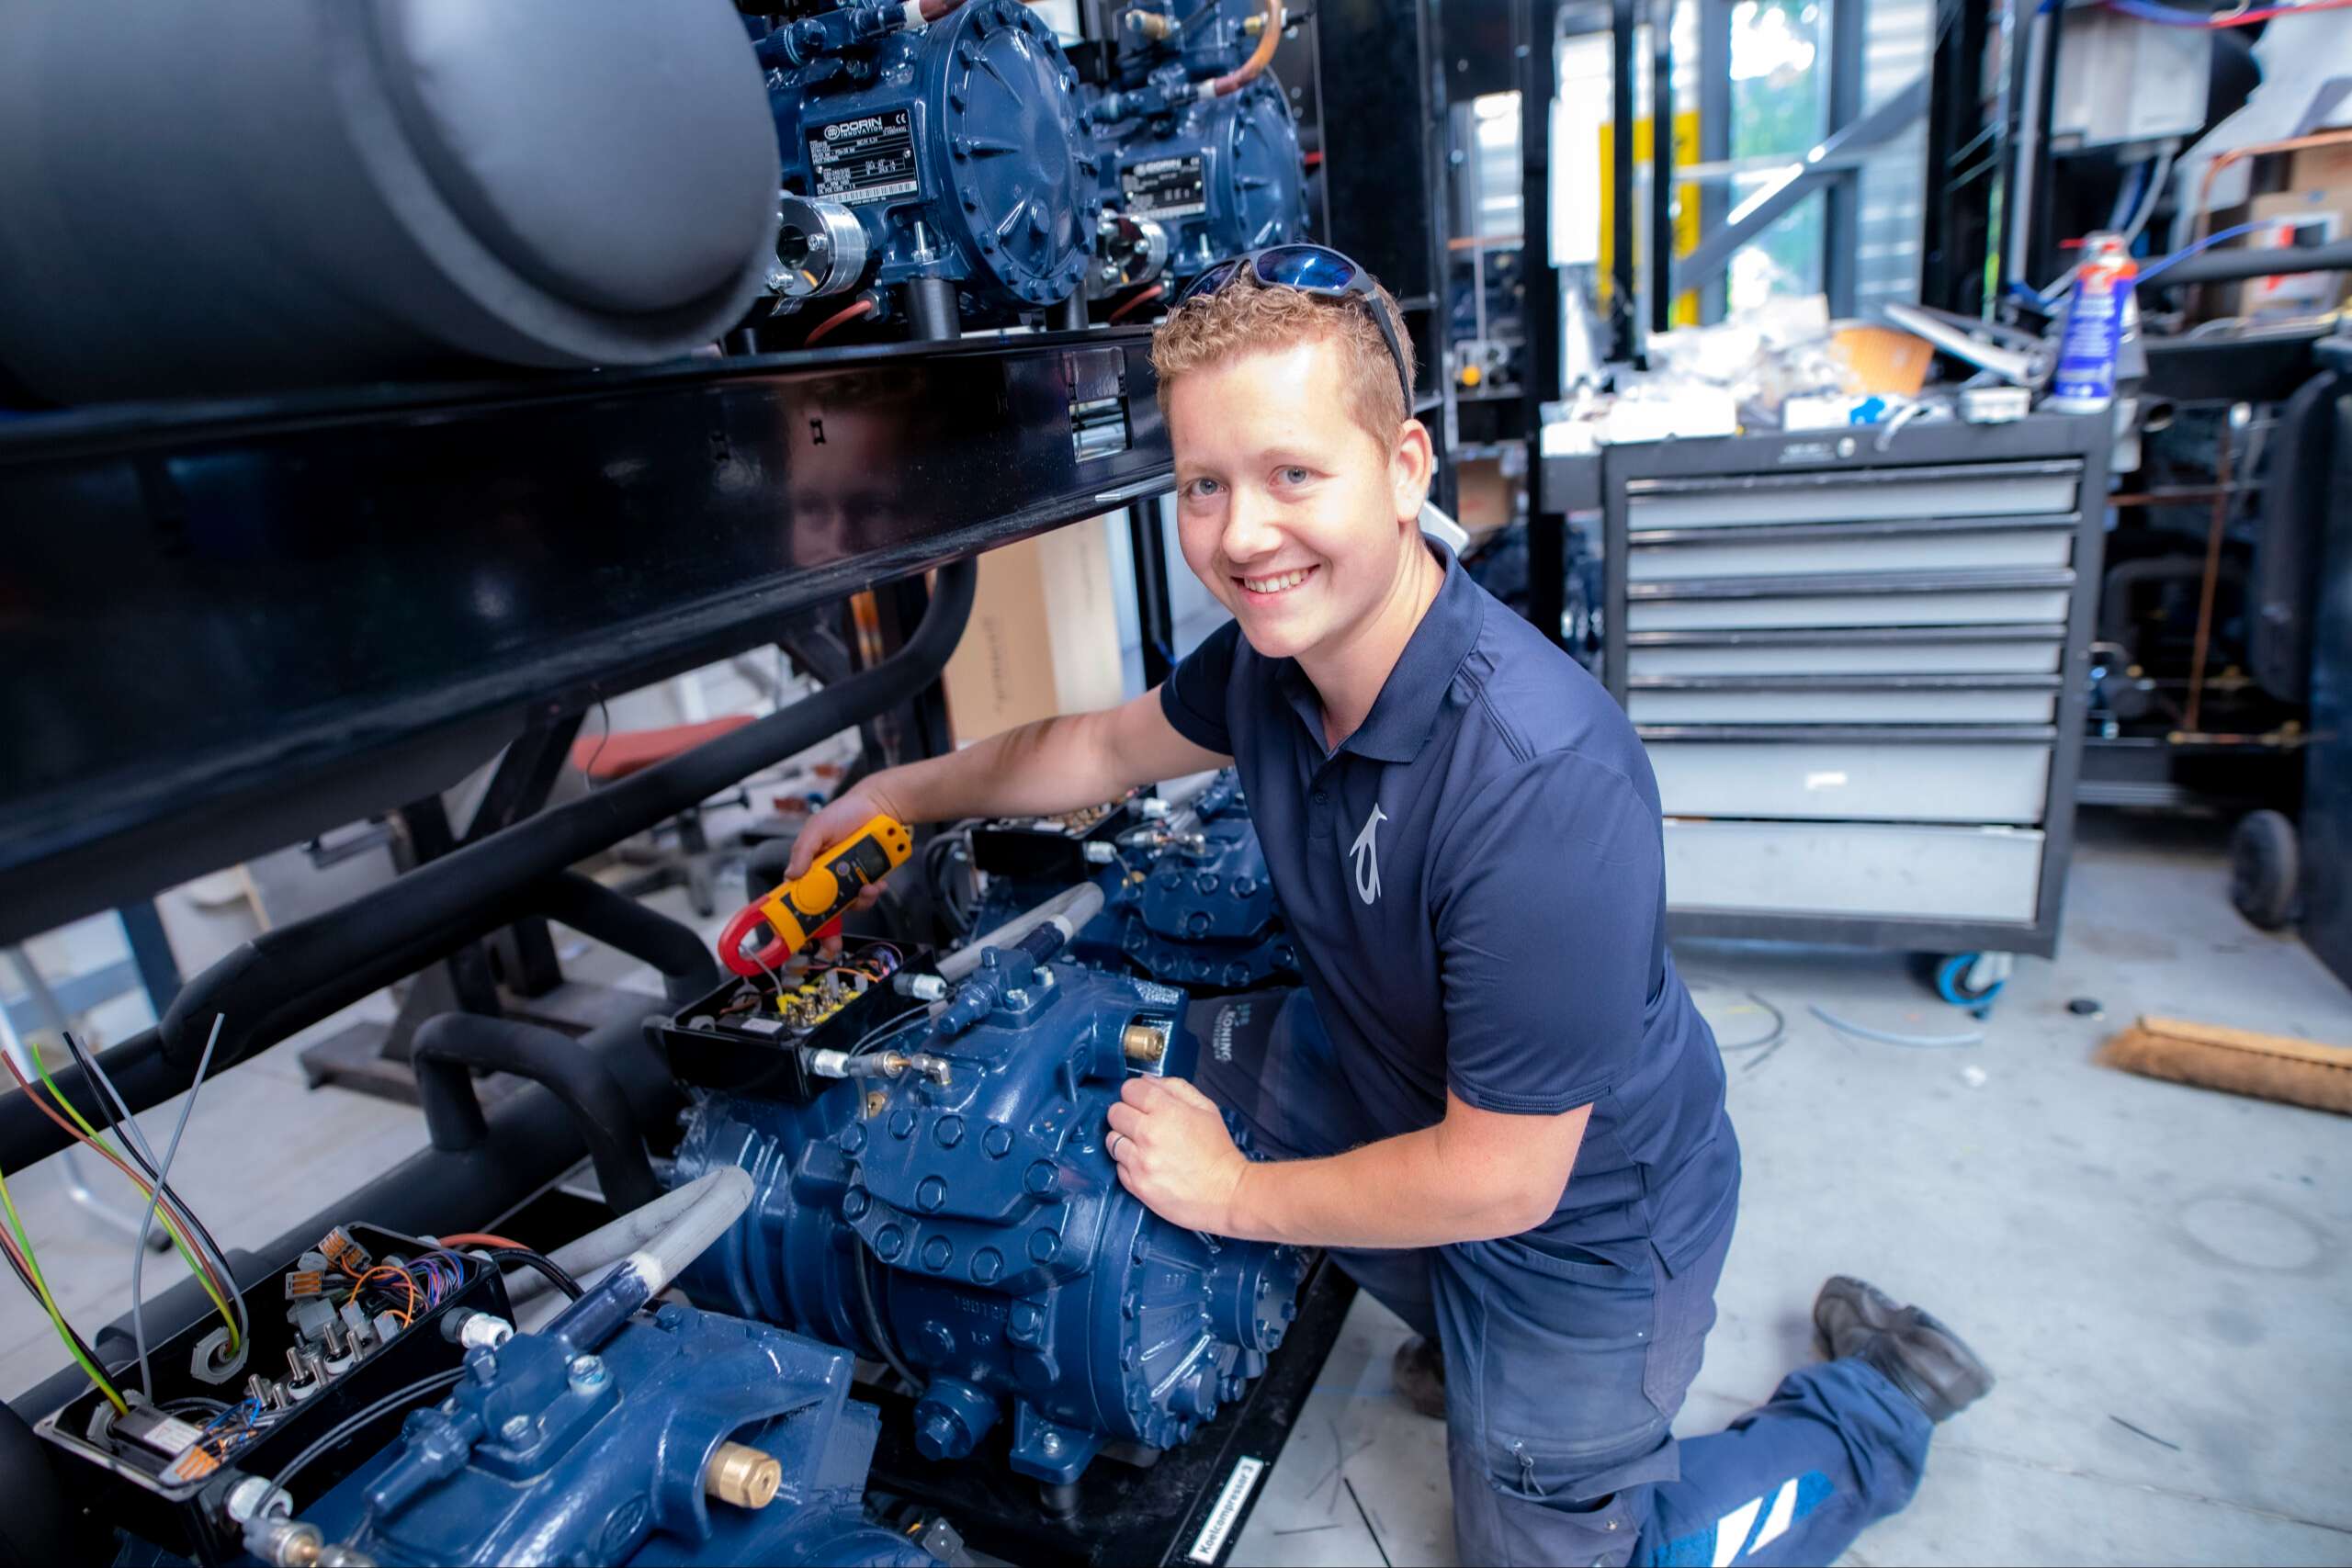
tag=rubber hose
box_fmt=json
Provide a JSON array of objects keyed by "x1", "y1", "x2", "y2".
[
  {"x1": 937, "y1": 883, "x2": 1107, "y2": 979},
  {"x1": 502, "y1": 1174, "x2": 735, "y2": 1311},
  {"x1": 534, "y1": 871, "x2": 721, "y2": 1004},
  {"x1": 411, "y1": 1013, "x2": 663, "y2": 1214}
]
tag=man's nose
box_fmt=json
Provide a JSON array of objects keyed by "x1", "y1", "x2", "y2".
[{"x1": 1221, "y1": 485, "x2": 1283, "y2": 564}]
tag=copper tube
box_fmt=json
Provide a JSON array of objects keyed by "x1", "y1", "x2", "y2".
[
  {"x1": 1209, "y1": 0, "x2": 1282, "y2": 96},
  {"x1": 2186, "y1": 129, "x2": 2352, "y2": 315},
  {"x1": 2108, "y1": 487, "x2": 2250, "y2": 505},
  {"x1": 2183, "y1": 412, "x2": 2234, "y2": 734},
  {"x1": 2189, "y1": 130, "x2": 2352, "y2": 246}
]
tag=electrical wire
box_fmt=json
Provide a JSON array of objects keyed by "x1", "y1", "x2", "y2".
[
  {"x1": 2144, "y1": 217, "x2": 2286, "y2": 285},
  {"x1": 64, "y1": 1031, "x2": 243, "y2": 1334},
  {"x1": 805, "y1": 297, "x2": 878, "y2": 345},
  {"x1": 0, "y1": 1052, "x2": 240, "y2": 1351},
  {"x1": 269, "y1": 1367, "x2": 469, "y2": 1497},
  {"x1": 130, "y1": 1012, "x2": 225, "y2": 1399},
  {"x1": 1109, "y1": 283, "x2": 1164, "y2": 323},
  {"x1": 852, "y1": 1240, "x2": 923, "y2": 1392},
  {"x1": 577, "y1": 696, "x2": 615, "y2": 787},
  {"x1": 2102, "y1": 0, "x2": 2352, "y2": 24},
  {"x1": 845, "y1": 1005, "x2": 936, "y2": 1058},
  {"x1": 46, "y1": 1035, "x2": 242, "y2": 1351},
  {"x1": 435, "y1": 1232, "x2": 525, "y2": 1250},
  {"x1": 2120, "y1": 143, "x2": 2175, "y2": 248},
  {"x1": 474, "y1": 1247, "x2": 584, "y2": 1302},
  {"x1": 350, "y1": 1264, "x2": 422, "y2": 1326},
  {"x1": 0, "y1": 1153, "x2": 126, "y2": 1413}
]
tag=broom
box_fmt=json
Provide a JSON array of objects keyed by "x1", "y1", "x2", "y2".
[{"x1": 2098, "y1": 1015, "x2": 2352, "y2": 1117}]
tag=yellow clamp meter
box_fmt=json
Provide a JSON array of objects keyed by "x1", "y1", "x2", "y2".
[{"x1": 718, "y1": 814, "x2": 913, "y2": 976}]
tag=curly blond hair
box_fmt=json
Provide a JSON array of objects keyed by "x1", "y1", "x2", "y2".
[{"x1": 1150, "y1": 268, "x2": 1415, "y2": 446}]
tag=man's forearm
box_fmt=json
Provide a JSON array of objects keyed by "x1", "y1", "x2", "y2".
[
  {"x1": 1223, "y1": 1126, "x2": 1551, "y2": 1250},
  {"x1": 880, "y1": 713, "x2": 1125, "y2": 824}
]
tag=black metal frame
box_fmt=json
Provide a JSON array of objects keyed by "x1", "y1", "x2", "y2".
[
  {"x1": 0, "y1": 332, "x2": 1172, "y2": 947},
  {"x1": 1600, "y1": 415, "x2": 2112, "y2": 958},
  {"x1": 1919, "y1": 0, "x2": 1996, "y2": 318},
  {"x1": 1521, "y1": 0, "x2": 1569, "y2": 649}
]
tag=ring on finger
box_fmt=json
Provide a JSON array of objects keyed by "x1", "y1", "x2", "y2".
[{"x1": 1108, "y1": 1131, "x2": 1128, "y2": 1158}]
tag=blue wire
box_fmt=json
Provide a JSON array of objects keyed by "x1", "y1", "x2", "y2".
[
  {"x1": 2139, "y1": 218, "x2": 2324, "y2": 284},
  {"x1": 2098, "y1": 0, "x2": 2207, "y2": 23}
]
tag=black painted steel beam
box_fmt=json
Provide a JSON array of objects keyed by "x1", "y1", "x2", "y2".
[{"x1": 0, "y1": 333, "x2": 1171, "y2": 944}]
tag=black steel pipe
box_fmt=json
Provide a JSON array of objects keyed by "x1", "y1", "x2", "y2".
[
  {"x1": 2141, "y1": 240, "x2": 2352, "y2": 288},
  {"x1": 534, "y1": 871, "x2": 720, "y2": 1005},
  {"x1": 0, "y1": 559, "x2": 975, "y2": 1172},
  {"x1": 10, "y1": 1011, "x2": 670, "y2": 1424},
  {"x1": 411, "y1": 1012, "x2": 662, "y2": 1215}
]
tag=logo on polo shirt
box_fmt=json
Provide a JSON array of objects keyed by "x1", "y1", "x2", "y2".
[{"x1": 1349, "y1": 805, "x2": 1387, "y2": 906}]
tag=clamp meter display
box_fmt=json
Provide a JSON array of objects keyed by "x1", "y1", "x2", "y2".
[{"x1": 718, "y1": 814, "x2": 913, "y2": 976}]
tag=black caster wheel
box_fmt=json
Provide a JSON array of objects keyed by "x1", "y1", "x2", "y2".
[{"x1": 2230, "y1": 809, "x2": 2299, "y2": 931}]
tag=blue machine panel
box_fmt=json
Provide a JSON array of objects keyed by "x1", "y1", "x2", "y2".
[{"x1": 305, "y1": 1307, "x2": 929, "y2": 1567}]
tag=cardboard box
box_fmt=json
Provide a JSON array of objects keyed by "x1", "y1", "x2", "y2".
[
  {"x1": 1453, "y1": 457, "x2": 1514, "y2": 538},
  {"x1": 2229, "y1": 190, "x2": 2346, "y2": 316},
  {"x1": 939, "y1": 521, "x2": 1125, "y2": 744}
]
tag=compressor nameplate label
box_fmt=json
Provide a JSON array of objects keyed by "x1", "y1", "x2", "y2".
[
  {"x1": 1186, "y1": 1453, "x2": 1266, "y2": 1563},
  {"x1": 811, "y1": 109, "x2": 920, "y2": 205},
  {"x1": 1123, "y1": 153, "x2": 1206, "y2": 219}
]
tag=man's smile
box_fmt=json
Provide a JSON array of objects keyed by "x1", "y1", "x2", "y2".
[{"x1": 1238, "y1": 565, "x2": 1318, "y2": 598}]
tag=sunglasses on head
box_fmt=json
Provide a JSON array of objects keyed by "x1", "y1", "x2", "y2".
[{"x1": 1172, "y1": 244, "x2": 1413, "y2": 411}]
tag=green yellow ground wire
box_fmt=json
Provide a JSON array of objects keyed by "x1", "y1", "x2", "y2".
[
  {"x1": 24, "y1": 1052, "x2": 243, "y2": 1352},
  {"x1": 0, "y1": 1157, "x2": 127, "y2": 1414}
]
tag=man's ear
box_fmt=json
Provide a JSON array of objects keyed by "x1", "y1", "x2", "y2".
[{"x1": 1392, "y1": 418, "x2": 1435, "y2": 526}]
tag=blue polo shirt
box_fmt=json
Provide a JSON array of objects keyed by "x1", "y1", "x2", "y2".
[{"x1": 1159, "y1": 546, "x2": 1738, "y2": 1272}]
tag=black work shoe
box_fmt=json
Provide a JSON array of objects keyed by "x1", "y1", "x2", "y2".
[
  {"x1": 1391, "y1": 1335, "x2": 1446, "y2": 1420},
  {"x1": 1812, "y1": 1276, "x2": 1994, "y2": 1424}
]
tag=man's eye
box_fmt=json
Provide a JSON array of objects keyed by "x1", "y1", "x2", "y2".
[
  {"x1": 1278, "y1": 466, "x2": 1311, "y2": 485},
  {"x1": 1186, "y1": 477, "x2": 1222, "y2": 498}
]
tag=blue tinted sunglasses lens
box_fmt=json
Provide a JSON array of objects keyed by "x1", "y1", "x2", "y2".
[
  {"x1": 1254, "y1": 245, "x2": 1356, "y2": 291},
  {"x1": 1177, "y1": 258, "x2": 1242, "y2": 303}
]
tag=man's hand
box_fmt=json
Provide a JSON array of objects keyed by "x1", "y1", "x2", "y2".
[
  {"x1": 779, "y1": 777, "x2": 909, "y2": 951},
  {"x1": 786, "y1": 775, "x2": 912, "y2": 880},
  {"x1": 1105, "y1": 1076, "x2": 1250, "y2": 1234}
]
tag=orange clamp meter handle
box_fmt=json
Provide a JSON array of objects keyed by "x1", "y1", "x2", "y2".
[{"x1": 719, "y1": 814, "x2": 914, "y2": 976}]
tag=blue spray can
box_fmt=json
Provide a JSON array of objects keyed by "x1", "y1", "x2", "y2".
[{"x1": 2047, "y1": 231, "x2": 2136, "y2": 413}]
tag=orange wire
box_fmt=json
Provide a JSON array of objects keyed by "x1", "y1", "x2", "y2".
[
  {"x1": 350, "y1": 1264, "x2": 420, "y2": 1326},
  {"x1": 1109, "y1": 284, "x2": 1163, "y2": 323},
  {"x1": 0, "y1": 1056, "x2": 234, "y2": 1307},
  {"x1": 804, "y1": 297, "x2": 877, "y2": 345},
  {"x1": 435, "y1": 1232, "x2": 526, "y2": 1250}
]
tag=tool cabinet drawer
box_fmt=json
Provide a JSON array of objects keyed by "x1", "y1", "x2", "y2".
[
  {"x1": 1627, "y1": 683, "x2": 2059, "y2": 726},
  {"x1": 1645, "y1": 739, "x2": 2053, "y2": 823},
  {"x1": 1626, "y1": 585, "x2": 2074, "y2": 632},
  {"x1": 1663, "y1": 819, "x2": 2044, "y2": 923},
  {"x1": 1626, "y1": 460, "x2": 2082, "y2": 531},
  {"x1": 1624, "y1": 525, "x2": 2075, "y2": 581},
  {"x1": 1625, "y1": 634, "x2": 2066, "y2": 679}
]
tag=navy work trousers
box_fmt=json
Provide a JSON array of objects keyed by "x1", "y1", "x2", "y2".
[{"x1": 1189, "y1": 990, "x2": 1938, "y2": 1567}]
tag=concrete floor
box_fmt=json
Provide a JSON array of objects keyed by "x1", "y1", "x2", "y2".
[{"x1": 4, "y1": 810, "x2": 2346, "y2": 1565}]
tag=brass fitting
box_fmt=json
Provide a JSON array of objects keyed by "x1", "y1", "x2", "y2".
[
  {"x1": 705, "y1": 1441, "x2": 784, "y2": 1509},
  {"x1": 1127, "y1": 9, "x2": 1175, "y2": 39},
  {"x1": 1122, "y1": 1021, "x2": 1170, "y2": 1065}
]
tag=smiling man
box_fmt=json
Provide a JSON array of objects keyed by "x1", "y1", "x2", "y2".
[{"x1": 788, "y1": 245, "x2": 1992, "y2": 1566}]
